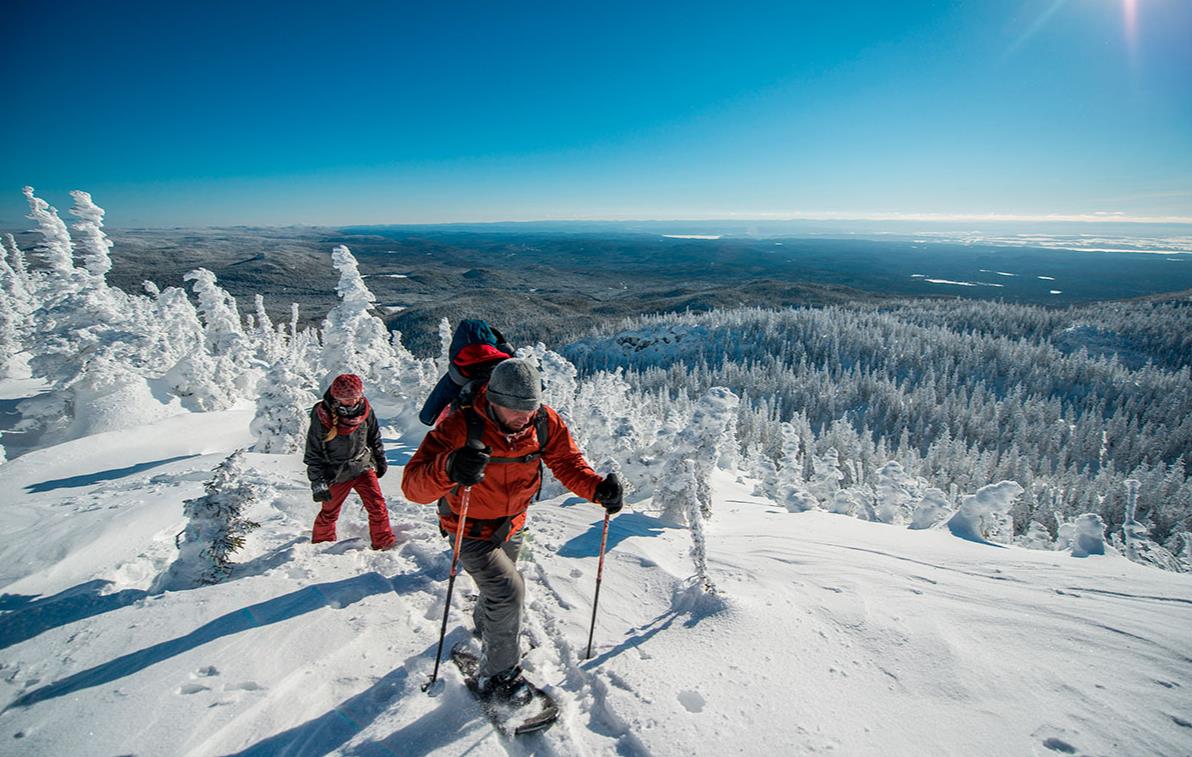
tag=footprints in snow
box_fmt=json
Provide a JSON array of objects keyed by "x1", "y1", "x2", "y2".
[{"x1": 175, "y1": 666, "x2": 266, "y2": 703}]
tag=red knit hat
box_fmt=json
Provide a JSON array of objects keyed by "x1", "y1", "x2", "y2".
[{"x1": 329, "y1": 374, "x2": 364, "y2": 402}]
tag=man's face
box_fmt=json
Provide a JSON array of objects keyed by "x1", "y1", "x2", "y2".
[{"x1": 492, "y1": 403, "x2": 536, "y2": 431}]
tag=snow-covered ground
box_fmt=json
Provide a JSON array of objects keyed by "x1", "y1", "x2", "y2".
[{"x1": 2, "y1": 400, "x2": 1191, "y2": 756}]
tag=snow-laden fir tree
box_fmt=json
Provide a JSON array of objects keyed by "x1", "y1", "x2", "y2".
[
  {"x1": 909, "y1": 487, "x2": 953, "y2": 530},
  {"x1": 521, "y1": 343, "x2": 578, "y2": 423},
  {"x1": 155, "y1": 450, "x2": 262, "y2": 590},
  {"x1": 569, "y1": 369, "x2": 647, "y2": 495},
  {"x1": 251, "y1": 357, "x2": 318, "y2": 453},
  {"x1": 0, "y1": 266, "x2": 26, "y2": 378},
  {"x1": 946, "y1": 480, "x2": 1023, "y2": 544},
  {"x1": 655, "y1": 387, "x2": 738, "y2": 522},
  {"x1": 15, "y1": 188, "x2": 162, "y2": 441},
  {"x1": 1117, "y1": 478, "x2": 1185, "y2": 571},
  {"x1": 808, "y1": 447, "x2": 844, "y2": 506},
  {"x1": 184, "y1": 268, "x2": 248, "y2": 359},
  {"x1": 874, "y1": 461, "x2": 923, "y2": 525},
  {"x1": 68, "y1": 190, "x2": 114, "y2": 280},
  {"x1": 1056, "y1": 513, "x2": 1107, "y2": 558},
  {"x1": 0, "y1": 234, "x2": 35, "y2": 377},
  {"x1": 252, "y1": 293, "x2": 287, "y2": 365},
  {"x1": 22, "y1": 186, "x2": 76, "y2": 279},
  {"x1": 776, "y1": 421, "x2": 818, "y2": 512},
  {"x1": 1016, "y1": 520, "x2": 1054, "y2": 550},
  {"x1": 655, "y1": 455, "x2": 717, "y2": 593},
  {"x1": 438, "y1": 316, "x2": 452, "y2": 374},
  {"x1": 319, "y1": 245, "x2": 405, "y2": 391}
]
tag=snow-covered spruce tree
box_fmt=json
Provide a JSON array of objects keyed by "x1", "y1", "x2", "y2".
[
  {"x1": 0, "y1": 267, "x2": 27, "y2": 378},
  {"x1": 1055, "y1": 513, "x2": 1107, "y2": 558},
  {"x1": 521, "y1": 343, "x2": 578, "y2": 423},
  {"x1": 157, "y1": 450, "x2": 262, "y2": 590},
  {"x1": 1016, "y1": 520, "x2": 1055, "y2": 550},
  {"x1": 1117, "y1": 478, "x2": 1185, "y2": 571},
  {"x1": 4, "y1": 233, "x2": 32, "y2": 292},
  {"x1": 569, "y1": 368, "x2": 649, "y2": 499},
  {"x1": 909, "y1": 487, "x2": 953, "y2": 530},
  {"x1": 946, "y1": 480, "x2": 1023, "y2": 544},
  {"x1": 68, "y1": 190, "x2": 114, "y2": 280},
  {"x1": 438, "y1": 316, "x2": 452, "y2": 374},
  {"x1": 808, "y1": 447, "x2": 844, "y2": 506},
  {"x1": 319, "y1": 245, "x2": 408, "y2": 392},
  {"x1": 776, "y1": 421, "x2": 818, "y2": 512},
  {"x1": 873, "y1": 461, "x2": 923, "y2": 526},
  {"x1": 252, "y1": 293, "x2": 287, "y2": 365},
  {"x1": 15, "y1": 188, "x2": 169, "y2": 441},
  {"x1": 184, "y1": 268, "x2": 248, "y2": 359},
  {"x1": 654, "y1": 387, "x2": 738, "y2": 522},
  {"x1": 0, "y1": 234, "x2": 36, "y2": 376},
  {"x1": 251, "y1": 356, "x2": 318, "y2": 453},
  {"x1": 22, "y1": 186, "x2": 77, "y2": 280}
]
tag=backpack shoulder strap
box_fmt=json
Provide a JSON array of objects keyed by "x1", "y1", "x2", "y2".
[
  {"x1": 533, "y1": 407, "x2": 549, "y2": 501},
  {"x1": 534, "y1": 406, "x2": 549, "y2": 453}
]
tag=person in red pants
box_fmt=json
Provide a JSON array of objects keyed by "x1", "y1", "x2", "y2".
[{"x1": 303, "y1": 374, "x2": 397, "y2": 550}]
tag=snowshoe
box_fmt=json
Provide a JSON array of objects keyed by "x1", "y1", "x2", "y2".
[{"x1": 450, "y1": 643, "x2": 559, "y2": 736}]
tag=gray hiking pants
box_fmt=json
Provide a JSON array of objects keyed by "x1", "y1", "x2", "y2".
[{"x1": 458, "y1": 532, "x2": 524, "y2": 677}]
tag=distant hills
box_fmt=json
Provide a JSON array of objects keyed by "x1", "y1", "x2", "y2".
[{"x1": 8, "y1": 224, "x2": 1190, "y2": 355}]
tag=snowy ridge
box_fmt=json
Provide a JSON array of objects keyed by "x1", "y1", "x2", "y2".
[{"x1": 1, "y1": 406, "x2": 1191, "y2": 755}]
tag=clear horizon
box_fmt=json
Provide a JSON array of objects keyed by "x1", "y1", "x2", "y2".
[{"x1": 3, "y1": 1, "x2": 1190, "y2": 227}]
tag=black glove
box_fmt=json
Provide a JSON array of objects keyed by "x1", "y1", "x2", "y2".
[
  {"x1": 374, "y1": 450, "x2": 388, "y2": 479},
  {"x1": 594, "y1": 474, "x2": 623, "y2": 514},
  {"x1": 312, "y1": 480, "x2": 332, "y2": 502},
  {"x1": 445, "y1": 440, "x2": 491, "y2": 486}
]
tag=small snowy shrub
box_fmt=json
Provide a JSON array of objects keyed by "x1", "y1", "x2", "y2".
[{"x1": 156, "y1": 450, "x2": 262, "y2": 590}]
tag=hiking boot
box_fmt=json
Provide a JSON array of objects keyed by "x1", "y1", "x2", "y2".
[
  {"x1": 475, "y1": 666, "x2": 533, "y2": 706},
  {"x1": 371, "y1": 534, "x2": 398, "y2": 551}
]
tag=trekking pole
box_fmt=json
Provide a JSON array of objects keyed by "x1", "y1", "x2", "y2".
[
  {"x1": 423, "y1": 484, "x2": 473, "y2": 693},
  {"x1": 584, "y1": 509, "x2": 612, "y2": 660}
]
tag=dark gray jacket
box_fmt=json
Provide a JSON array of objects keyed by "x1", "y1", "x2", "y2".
[{"x1": 303, "y1": 400, "x2": 385, "y2": 485}]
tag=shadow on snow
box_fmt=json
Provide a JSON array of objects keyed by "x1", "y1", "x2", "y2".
[
  {"x1": 556, "y1": 511, "x2": 672, "y2": 559},
  {"x1": 5, "y1": 570, "x2": 431, "y2": 710},
  {"x1": 0, "y1": 538, "x2": 309, "y2": 652},
  {"x1": 582, "y1": 580, "x2": 730, "y2": 669},
  {"x1": 228, "y1": 629, "x2": 488, "y2": 757},
  {"x1": 24, "y1": 455, "x2": 199, "y2": 493}
]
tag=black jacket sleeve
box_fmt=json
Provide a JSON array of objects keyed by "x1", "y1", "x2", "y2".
[
  {"x1": 367, "y1": 410, "x2": 386, "y2": 473},
  {"x1": 303, "y1": 407, "x2": 329, "y2": 483}
]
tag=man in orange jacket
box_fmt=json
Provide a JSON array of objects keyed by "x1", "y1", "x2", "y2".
[{"x1": 402, "y1": 358, "x2": 622, "y2": 702}]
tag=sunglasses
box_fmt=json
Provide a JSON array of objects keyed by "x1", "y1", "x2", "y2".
[{"x1": 333, "y1": 398, "x2": 363, "y2": 415}]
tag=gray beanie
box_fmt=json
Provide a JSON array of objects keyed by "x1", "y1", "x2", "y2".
[{"x1": 487, "y1": 358, "x2": 542, "y2": 411}]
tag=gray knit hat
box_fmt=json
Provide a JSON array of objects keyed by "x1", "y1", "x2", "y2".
[{"x1": 487, "y1": 358, "x2": 542, "y2": 411}]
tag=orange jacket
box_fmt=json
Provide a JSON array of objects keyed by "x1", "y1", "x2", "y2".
[{"x1": 401, "y1": 389, "x2": 603, "y2": 540}]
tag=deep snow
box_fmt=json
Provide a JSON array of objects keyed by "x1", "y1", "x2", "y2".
[{"x1": 1, "y1": 397, "x2": 1191, "y2": 756}]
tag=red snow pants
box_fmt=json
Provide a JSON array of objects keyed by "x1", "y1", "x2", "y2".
[{"x1": 311, "y1": 470, "x2": 396, "y2": 549}]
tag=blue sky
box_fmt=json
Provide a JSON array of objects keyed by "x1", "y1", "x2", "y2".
[{"x1": 1, "y1": 1, "x2": 1189, "y2": 226}]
